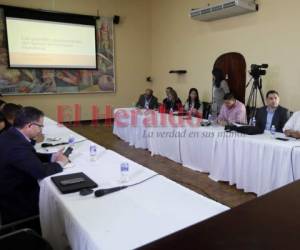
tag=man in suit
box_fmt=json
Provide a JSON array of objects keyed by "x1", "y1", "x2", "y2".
[
  {"x1": 136, "y1": 89, "x2": 159, "y2": 110},
  {"x1": 0, "y1": 107, "x2": 68, "y2": 224},
  {"x1": 255, "y1": 90, "x2": 290, "y2": 133}
]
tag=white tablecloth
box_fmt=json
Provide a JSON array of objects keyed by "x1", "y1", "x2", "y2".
[
  {"x1": 147, "y1": 126, "x2": 182, "y2": 163},
  {"x1": 39, "y1": 118, "x2": 228, "y2": 250},
  {"x1": 293, "y1": 147, "x2": 300, "y2": 179},
  {"x1": 209, "y1": 132, "x2": 300, "y2": 195},
  {"x1": 113, "y1": 108, "x2": 300, "y2": 196},
  {"x1": 180, "y1": 124, "x2": 224, "y2": 172},
  {"x1": 36, "y1": 121, "x2": 87, "y2": 154},
  {"x1": 113, "y1": 108, "x2": 148, "y2": 149}
]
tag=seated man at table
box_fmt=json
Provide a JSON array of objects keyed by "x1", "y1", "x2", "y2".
[
  {"x1": 2, "y1": 103, "x2": 44, "y2": 143},
  {"x1": 283, "y1": 111, "x2": 300, "y2": 139},
  {"x1": 0, "y1": 106, "x2": 68, "y2": 224},
  {"x1": 255, "y1": 90, "x2": 290, "y2": 132},
  {"x1": 136, "y1": 88, "x2": 159, "y2": 110},
  {"x1": 217, "y1": 93, "x2": 247, "y2": 125},
  {"x1": 0, "y1": 99, "x2": 6, "y2": 110},
  {"x1": 0, "y1": 111, "x2": 9, "y2": 134},
  {"x1": 1, "y1": 102, "x2": 22, "y2": 128}
]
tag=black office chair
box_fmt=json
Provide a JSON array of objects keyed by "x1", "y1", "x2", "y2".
[
  {"x1": 0, "y1": 215, "x2": 41, "y2": 236},
  {"x1": 0, "y1": 228, "x2": 52, "y2": 250},
  {"x1": 202, "y1": 102, "x2": 211, "y2": 119}
]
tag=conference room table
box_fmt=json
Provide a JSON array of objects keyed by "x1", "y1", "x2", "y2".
[
  {"x1": 142, "y1": 179, "x2": 300, "y2": 250},
  {"x1": 113, "y1": 108, "x2": 300, "y2": 196},
  {"x1": 37, "y1": 117, "x2": 228, "y2": 250}
]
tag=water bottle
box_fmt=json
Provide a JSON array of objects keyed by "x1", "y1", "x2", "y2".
[
  {"x1": 208, "y1": 113, "x2": 216, "y2": 126},
  {"x1": 208, "y1": 114, "x2": 212, "y2": 123},
  {"x1": 252, "y1": 117, "x2": 256, "y2": 126},
  {"x1": 270, "y1": 125, "x2": 276, "y2": 138},
  {"x1": 89, "y1": 144, "x2": 97, "y2": 161},
  {"x1": 68, "y1": 136, "x2": 75, "y2": 146},
  {"x1": 120, "y1": 162, "x2": 130, "y2": 183}
]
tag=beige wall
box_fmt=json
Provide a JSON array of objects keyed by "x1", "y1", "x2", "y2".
[
  {"x1": 0, "y1": 0, "x2": 152, "y2": 120},
  {"x1": 151, "y1": 0, "x2": 300, "y2": 111},
  {"x1": 2, "y1": 0, "x2": 300, "y2": 120}
]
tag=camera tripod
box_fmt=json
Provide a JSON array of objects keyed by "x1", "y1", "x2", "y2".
[{"x1": 246, "y1": 77, "x2": 265, "y2": 122}]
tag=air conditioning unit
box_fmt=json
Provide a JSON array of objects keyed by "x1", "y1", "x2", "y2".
[{"x1": 190, "y1": 0, "x2": 258, "y2": 21}]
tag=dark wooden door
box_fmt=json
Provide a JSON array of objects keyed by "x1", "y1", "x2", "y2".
[{"x1": 214, "y1": 52, "x2": 246, "y2": 103}]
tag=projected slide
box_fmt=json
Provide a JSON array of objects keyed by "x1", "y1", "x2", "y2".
[{"x1": 6, "y1": 17, "x2": 96, "y2": 68}]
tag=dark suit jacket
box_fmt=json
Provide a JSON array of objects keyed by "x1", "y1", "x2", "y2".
[
  {"x1": 136, "y1": 95, "x2": 159, "y2": 109},
  {"x1": 255, "y1": 105, "x2": 290, "y2": 133},
  {"x1": 0, "y1": 127, "x2": 63, "y2": 224},
  {"x1": 163, "y1": 98, "x2": 183, "y2": 112}
]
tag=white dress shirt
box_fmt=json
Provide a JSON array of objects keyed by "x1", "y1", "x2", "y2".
[{"x1": 283, "y1": 111, "x2": 300, "y2": 131}]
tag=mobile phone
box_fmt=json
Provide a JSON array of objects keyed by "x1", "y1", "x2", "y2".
[
  {"x1": 275, "y1": 137, "x2": 289, "y2": 141},
  {"x1": 63, "y1": 147, "x2": 73, "y2": 157}
]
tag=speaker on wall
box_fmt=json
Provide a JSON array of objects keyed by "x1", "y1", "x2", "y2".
[{"x1": 113, "y1": 15, "x2": 120, "y2": 24}]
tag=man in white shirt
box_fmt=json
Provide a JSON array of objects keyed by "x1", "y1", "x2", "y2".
[{"x1": 283, "y1": 111, "x2": 300, "y2": 139}]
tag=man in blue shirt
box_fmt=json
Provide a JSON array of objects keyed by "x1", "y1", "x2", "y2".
[{"x1": 265, "y1": 107, "x2": 275, "y2": 131}]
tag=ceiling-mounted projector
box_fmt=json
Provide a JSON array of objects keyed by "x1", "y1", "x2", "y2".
[{"x1": 190, "y1": 0, "x2": 258, "y2": 21}]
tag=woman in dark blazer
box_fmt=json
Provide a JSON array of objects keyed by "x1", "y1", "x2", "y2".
[{"x1": 163, "y1": 88, "x2": 182, "y2": 113}]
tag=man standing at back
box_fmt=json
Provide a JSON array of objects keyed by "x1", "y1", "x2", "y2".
[{"x1": 0, "y1": 107, "x2": 68, "y2": 224}]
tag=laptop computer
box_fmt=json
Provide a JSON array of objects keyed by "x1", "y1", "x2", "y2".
[{"x1": 51, "y1": 172, "x2": 98, "y2": 194}]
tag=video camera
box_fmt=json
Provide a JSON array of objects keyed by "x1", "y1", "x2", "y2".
[{"x1": 249, "y1": 64, "x2": 268, "y2": 79}]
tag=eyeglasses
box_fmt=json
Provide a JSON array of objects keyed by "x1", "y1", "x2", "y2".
[{"x1": 30, "y1": 122, "x2": 44, "y2": 128}]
